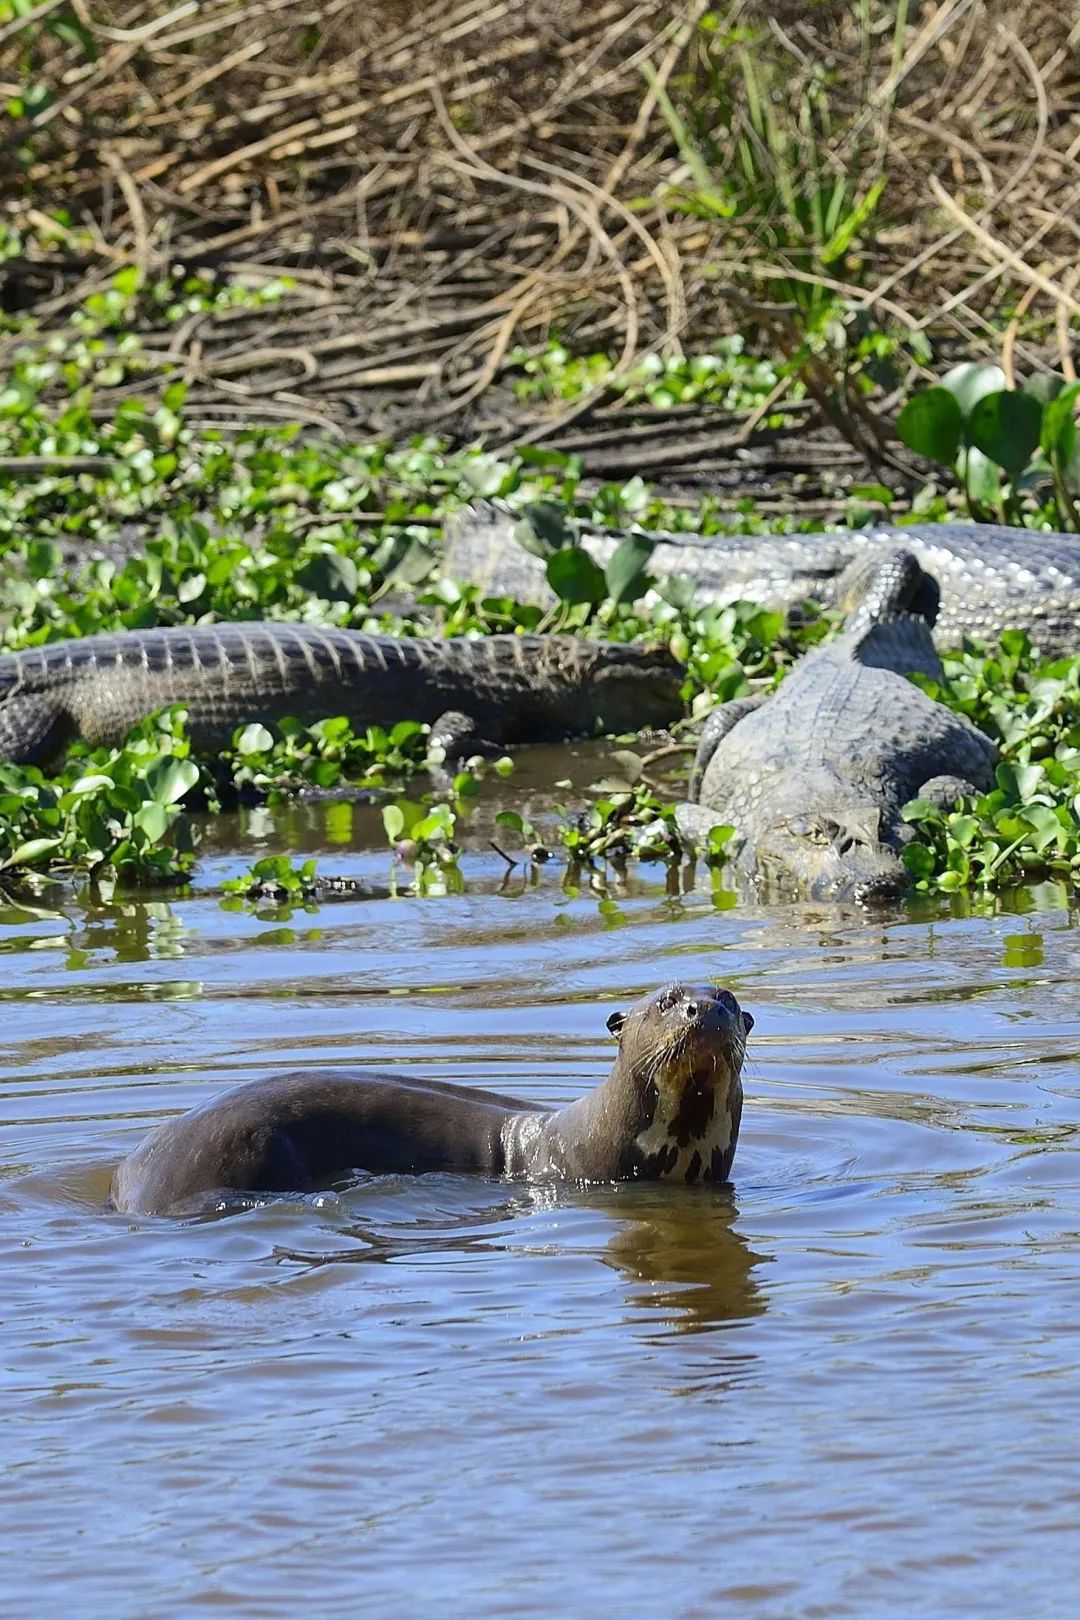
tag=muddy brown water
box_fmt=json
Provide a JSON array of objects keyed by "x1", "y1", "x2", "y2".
[{"x1": 4, "y1": 742, "x2": 1080, "y2": 1616}]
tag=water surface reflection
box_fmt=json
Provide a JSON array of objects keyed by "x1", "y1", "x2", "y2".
[{"x1": 3, "y1": 798, "x2": 1080, "y2": 1615}]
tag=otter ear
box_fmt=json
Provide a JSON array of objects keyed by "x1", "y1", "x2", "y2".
[
  {"x1": 606, "y1": 1010, "x2": 627, "y2": 1039},
  {"x1": 741, "y1": 1011, "x2": 754, "y2": 1035}
]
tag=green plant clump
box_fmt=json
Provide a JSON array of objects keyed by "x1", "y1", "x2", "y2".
[
  {"x1": 0, "y1": 709, "x2": 202, "y2": 884},
  {"x1": 897, "y1": 362, "x2": 1080, "y2": 529},
  {"x1": 902, "y1": 632, "x2": 1080, "y2": 891}
]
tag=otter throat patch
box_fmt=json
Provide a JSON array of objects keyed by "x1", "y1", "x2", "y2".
[{"x1": 632, "y1": 1081, "x2": 741, "y2": 1185}]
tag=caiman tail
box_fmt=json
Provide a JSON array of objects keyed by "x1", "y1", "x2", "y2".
[{"x1": 0, "y1": 624, "x2": 684, "y2": 765}]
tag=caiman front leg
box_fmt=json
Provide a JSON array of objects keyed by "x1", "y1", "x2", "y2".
[
  {"x1": 916, "y1": 774, "x2": 983, "y2": 812},
  {"x1": 0, "y1": 694, "x2": 77, "y2": 767},
  {"x1": 427, "y1": 710, "x2": 501, "y2": 763}
]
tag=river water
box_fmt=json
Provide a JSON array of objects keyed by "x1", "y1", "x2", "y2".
[{"x1": 3, "y1": 744, "x2": 1080, "y2": 1616}]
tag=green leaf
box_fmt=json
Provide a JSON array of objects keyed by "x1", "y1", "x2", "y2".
[
  {"x1": 819, "y1": 175, "x2": 887, "y2": 262},
  {"x1": 112, "y1": 266, "x2": 141, "y2": 298},
  {"x1": 382, "y1": 805, "x2": 405, "y2": 842},
  {"x1": 901, "y1": 843, "x2": 935, "y2": 878},
  {"x1": 959, "y1": 445, "x2": 1000, "y2": 506},
  {"x1": 940, "y1": 361, "x2": 1007, "y2": 419},
  {"x1": 1040, "y1": 382, "x2": 1080, "y2": 459},
  {"x1": 1024, "y1": 373, "x2": 1067, "y2": 406},
  {"x1": 604, "y1": 534, "x2": 655, "y2": 605},
  {"x1": 386, "y1": 536, "x2": 435, "y2": 587},
  {"x1": 134, "y1": 801, "x2": 170, "y2": 843},
  {"x1": 296, "y1": 549, "x2": 359, "y2": 602},
  {"x1": 546, "y1": 547, "x2": 607, "y2": 606},
  {"x1": 896, "y1": 388, "x2": 962, "y2": 466},
  {"x1": 0, "y1": 837, "x2": 64, "y2": 871},
  {"x1": 966, "y1": 390, "x2": 1043, "y2": 482},
  {"x1": 947, "y1": 815, "x2": 980, "y2": 848},
  {"x1": 1022, "y1": 804, "x2": 1062, "y2": 852},
  {"x1": 514, "y1": 501, "x2": 574, "y2": 558},
  {"x1": 144, "y1": 757, "x2": 200, "y2": 805},
  {"x1": 658, "y1": 573, "x2": 697, "y2": 611},
  {"x1": 235, "y1": 723, "x2": 275, "y2": 756}
]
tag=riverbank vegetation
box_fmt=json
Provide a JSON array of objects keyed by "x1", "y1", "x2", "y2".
[{"x1": 0, "y1": 1, "x2": 1077, "y2": 899}]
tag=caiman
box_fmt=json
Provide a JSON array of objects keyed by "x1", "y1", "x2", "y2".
[
  {"x1": 0, "y1": 623, "x2": 684, "y2": 766},
  {"x1": 676, "y1": 549, "x2": 999, "y2": 903},
  {"x1": 444, "y1": 501, "x2": 1080, "y2": 655}
]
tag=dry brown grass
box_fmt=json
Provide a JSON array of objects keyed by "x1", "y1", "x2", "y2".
[{"x1": 1, "y1": 0, "x2": 1077, "y2": 448}]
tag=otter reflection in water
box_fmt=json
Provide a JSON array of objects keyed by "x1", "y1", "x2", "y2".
[
  {"x1": 110, "y1": 982, "x2": 752, "y2": 1218},
  {"x1": 595, "y1": 1186, "x2": 768, "y2": 1336}
]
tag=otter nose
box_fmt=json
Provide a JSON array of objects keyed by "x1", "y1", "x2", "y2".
[{"x1": 681, "y1": 996, "x2": 713, "y2": 1022}]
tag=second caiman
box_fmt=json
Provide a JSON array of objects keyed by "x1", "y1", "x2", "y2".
[
  {"x1": 0, "y1": 623, "x2": 684, "y2": 766},
  {"x1": 444, "y1": 501, "x2": 1080, "y2": 655},
  {"x1": 676, "y1": 549, "x2": 1000, "y2": 903}
]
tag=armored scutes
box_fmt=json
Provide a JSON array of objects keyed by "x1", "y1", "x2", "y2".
[
  {"x1": 677, "y1": 550, "x2": 999, "y2": 903},
  {"x1": 0, "y1": 623, "x2": 684, "y2": 765},
  {"x1": 445, "y1": 502, "x2": 1080, "y2": 656}
]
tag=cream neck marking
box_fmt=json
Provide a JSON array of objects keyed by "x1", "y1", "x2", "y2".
[{"x1": 633, "y1": 1077, "x2": 738, "y2": 1183}]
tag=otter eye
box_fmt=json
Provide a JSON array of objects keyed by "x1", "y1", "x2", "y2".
[
  {"x1": 606, "y1": 1010, "x2": 626, "y2": 1038},
  {"x1": 714, "y1": 988, "x2": 738, "y2": 1014},
  {"x1": 656, "y1": 986, "x2": 682, "y2": 1013}
]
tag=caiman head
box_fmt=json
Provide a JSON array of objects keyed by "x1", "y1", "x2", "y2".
[
  {"x1": 534, "y1": 638, "x2": 686, "y2": 733},
  {"x1": 749, "y1": 771, "x2": 906, "y2": 904}
]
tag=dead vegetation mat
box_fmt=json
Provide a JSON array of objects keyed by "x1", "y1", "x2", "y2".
[{"x1": 1, "y1": 0, "x2": 1079, "y2": 485}]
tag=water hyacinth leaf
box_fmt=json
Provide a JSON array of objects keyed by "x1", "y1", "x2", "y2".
[
  {"x1": 940, "y1": 361, "x2": 1007, "y2": 419},
  {"x1": 948, "y1": 815, "x2": 980, "y2": 848},
  {"x1": 546, "y1": 546, "x2": 607, "y2": 606},
  {"x1": 235, "y1": 723, "x2": 275, "y2": 756},
  {"x1": 604, "y1": 534, "x2": 656, "y2": 604},
  {"x1": 386, "y1": 535, "x2": 436, "y2": 587},
  {"x1": 900, "y1": 796, "x2": 940, "y2": 823},
  {"x1": 959, "y1": 445, "x2": 1000, "y2": 506},
  {"x1": 1024, "y1": 372, "x2": 1067, "y2": 406},
  {"x1": 461, "y1": 454, "x2": 513, "y2": 497},
  {"x1": 0, "y1": 837, "x2": 64, "y2": 871},
  {"x1": 658, "y1": 573, "x2": 697, "y2": 611},
  {"x1": 1040, "y1": 382, "x2": 1080, "y2": 459},
  {"x1": 1012, "y1": 763, "x2": 1046, "y2": 801},
  {"x1": 514, "y1": 501, "x2": 574, "y2": 558},
  {"x1": 295, "y1": 549, "x2": 359, "y2": 602},
  {"x1": 901, "y1": 842, "x2": 935, "y2": 879},
  {"x1": 144, "y1": 757, "x2": 201, "y2": 805},
  {"x1": 1023, "y1": 804, "x2": 1063, "y2": 852},
  {"x1": 966, "y1": 390, "x2": 1043, "y2": 482},
  {"x1": 896, "y1": 389, "x2": 962, "y2": 466},
  {"x1": 65, "y1": 773, "x2": 115, "y2": 798},
  {"x1": 382, "y1": 804, "x2": 405, "y2": 842},
  {"x1": 134, "y1": 801, "x2": 170, "y2": 843}
]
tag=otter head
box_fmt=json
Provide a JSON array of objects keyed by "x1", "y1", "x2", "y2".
[{"x1": 607, "y1": 981, "x2": 753, "y2": 1185}]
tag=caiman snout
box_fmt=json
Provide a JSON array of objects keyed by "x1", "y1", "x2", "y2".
[{"x1": 851, "y1": 870, "x2": 906, "y2": 906}]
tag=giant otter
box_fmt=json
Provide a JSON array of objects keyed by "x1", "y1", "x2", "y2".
[{"x1": 111, "y1": 983, "x2": 753, "y2": 1217}]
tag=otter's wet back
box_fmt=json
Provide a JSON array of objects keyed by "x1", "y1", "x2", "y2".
[{"x1": 3, "y1": 792, "x2": 1080, "y2": 1616}]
